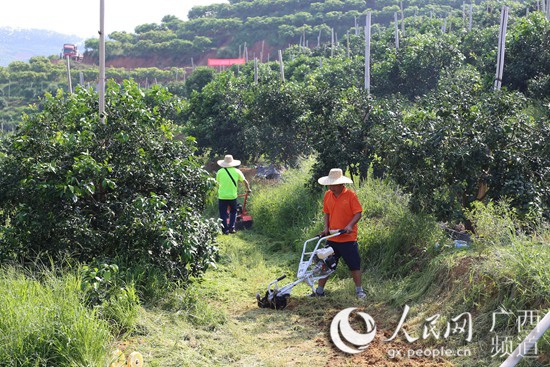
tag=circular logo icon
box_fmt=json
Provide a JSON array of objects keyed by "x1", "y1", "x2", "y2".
[{"x1": 330, "y1": 307, "x2": 377, "y2": 354}]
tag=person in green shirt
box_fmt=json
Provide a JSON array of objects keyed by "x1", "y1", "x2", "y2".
[{"x1": 216, "y1": 155, "x2": 251, "y2": 234}]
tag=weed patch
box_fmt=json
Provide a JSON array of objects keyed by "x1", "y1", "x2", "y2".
[{"x1": 0, "y1": 266, "x2": 111, "y2": 366}]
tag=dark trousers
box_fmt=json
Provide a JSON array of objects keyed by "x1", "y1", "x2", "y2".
[{"x1": 218, "y1": 199, "x2": 238, "y2": 233}]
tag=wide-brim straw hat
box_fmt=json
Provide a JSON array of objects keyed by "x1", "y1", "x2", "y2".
[
  {"x1": 217, "y1": 154, "x2": 241, "y2": 167},
  {"x1": 318, "y1": 168, "x2": 353, "y2": 185}
]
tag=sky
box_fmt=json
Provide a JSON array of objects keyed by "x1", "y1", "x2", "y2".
[{"x1": 0, "y1": 0, "x2": 229, "y2": 39}]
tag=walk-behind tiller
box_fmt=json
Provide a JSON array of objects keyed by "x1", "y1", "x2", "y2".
[
  {"x1": 256, "y1": 230, "x2": 345, "y2": 310},
  {"x1": 235, "y1": 192, "x2": 253, "y2": 230},
  {"x1": 225, "y1": 193, "x2": 253, "y2": 231}
]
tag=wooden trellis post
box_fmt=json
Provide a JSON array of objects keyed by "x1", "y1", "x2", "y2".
[
  {"x1": 254, "y1": 58, "x2": 258, "y2": 84},
  {"x1": 347, "y1": 30, "x2": 350, "y2": 58},
  {"x1": 331, "y1": 28, "x2": 335, "y2": 57},
  {"x1": 261, "y1": 40, "x2": 265, "y2": 62},
  {"x1": 66, "y1": 56, "x2": 72, "y2": 94}
]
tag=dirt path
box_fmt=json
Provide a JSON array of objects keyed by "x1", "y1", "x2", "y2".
[
  {"x1": 226, "y1": 297, "x2": 455, "y2": 367},
  {"x1": 207, "y1": 233, "x2": 456, "y2": 367},
  {"x1": 134, "y1": 232, "x2": 460, "y2": 366}
]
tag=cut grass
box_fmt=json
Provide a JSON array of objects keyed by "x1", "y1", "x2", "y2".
[
  {"x1": 131, "y1": 231, "x2": 380, "y2": 366},
  {"x1": 127, "y1": 232, "x2": 457, "y2": 367}
]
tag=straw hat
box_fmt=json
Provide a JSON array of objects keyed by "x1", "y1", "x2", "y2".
[
  {"x1": 318, "y1": 168, "x2": 353, "y2": 185},
  {"x1": 217, "y1": 154, "x2": 241, "y2": 167}
]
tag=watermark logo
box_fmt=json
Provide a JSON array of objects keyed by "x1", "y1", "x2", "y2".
[
  {"x1": 329, "y1": 304, "x2": 546, "y2": 361},
  {"x1": 330, "y1": 307, "x2": 377, "y2": 354}
]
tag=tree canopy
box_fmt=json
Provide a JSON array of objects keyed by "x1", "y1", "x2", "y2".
[{"x1": 0, "y1": 80, "x2": 219, "y2": 280}]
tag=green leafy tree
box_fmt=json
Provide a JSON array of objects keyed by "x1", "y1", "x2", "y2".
[
  {"x1": 376, "y1": 66, "x2": 550, "y2": 221},
  {"x1": 373, "y1": 32, "x2": 465, "y2": 99},
  {"x1": 137, "y1": 30, "x2": 177, "y2": 43},
  {"x1": 306, "y1": 86, "x2": 397, "y2": 187},
  {"x1": 301, "y1": 55, "x2": 387, "y2": 181},
  {"x1": 108, "y1": 31, "x2": 136, "y2": 44},
  {"x1": 28, "y1": 56, "x2": 52, "y2": 73},
  {"x1": 7, "y1": 61, "x2": 30, "y2": 73},
  {"x1": 192, "y1": 36, "x2": 213, "y2": 53},
  {"x1": 178, "y1": 18, "x2": 243, "y2": 39},
  {"x1": 460, "y1": 25, "x2": 499, "y2": 88},
  {"x1": 185, "y1": 71, "x2": 254, "y2": 161},
  {"x1": 0, "y1": 80, "x2": 219, "y2": 280},
  {"x1": 247, "y1": 80, "x2": 311, "y2": 165},
  {"x1": 161, "y1": 15, "x2": 186, "y2": 32},
  {"x1": 184, "y1": 66, "x2": 216, "y2": 97},
  {"x1": 504, "y1": 12, "x2": 550, "y2": 96},
  {"x1": 135, "y1": 23, "x2": 167, "y2": 34}
]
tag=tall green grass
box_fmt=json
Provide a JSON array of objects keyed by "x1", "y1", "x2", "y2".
[
  {"x1": 354, "y1": 172, "x2": 445, "y2": 277},
  {"x1": 249, "y1": 160, "x2": 445, "y2": 277},
  {"x1": 465, "y1": 201, "x2": 550, "y2": 311},
  {"x1": 157, "y1": 282, "x2": 228, "y2": 330},
  {"x1": 0, "y1": 266, "x2": 111, "y2": 367},
  {"x1": 249, "y1": 159, "x2": 322, "y2": 246}
]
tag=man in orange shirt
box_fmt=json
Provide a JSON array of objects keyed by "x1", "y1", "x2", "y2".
[{"x1": 312, "y1": 168, "x2": 366, "y2": 299}]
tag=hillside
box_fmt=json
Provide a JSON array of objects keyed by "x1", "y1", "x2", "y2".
[{"x1": 82, "y1": 0, "x2": 469, "y2": 68}]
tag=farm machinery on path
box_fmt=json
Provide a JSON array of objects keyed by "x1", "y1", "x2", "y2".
[{"x1": 256, "y1": 230, "x2": 345, "y2": 310}]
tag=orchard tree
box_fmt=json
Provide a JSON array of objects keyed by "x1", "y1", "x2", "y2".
[
  {"x1": 372, "y1": 32, "x2": 465, "y2": 99},
  {"x1": 504, "y1": 12, "x2": 550, "y2": 96},
  {"x1": 376, "y1": 66, "x2": 550, "y2": 222},
  {"x1": 247, "y1": 79, "x2": 311, "y2": 165},
  {"x1": 185, "y1": 71, "x2": 256, "y2": 162},
  {"x1": 184, "y1": 66, "x2": 216, "y2": 97},
  {"x1": 0, "y1": 80, "x2": 219, "y2": 280},
  {"x1": 301, "y1": 56, "x2": 398, "y2": 186}
]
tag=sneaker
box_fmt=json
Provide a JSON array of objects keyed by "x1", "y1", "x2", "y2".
[
  {"x1": 308, "y1": 291, "x2": 326, "y2": 297},
  {"x1": 356, "y1": 290, "x2": 367, "y2": 299},
  {"x1": 228, "y1": 228, "x2": 236, "y2": 234}
]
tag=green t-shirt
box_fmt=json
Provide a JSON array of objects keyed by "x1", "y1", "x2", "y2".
[{"x1": 216, "y1": 167, "x2": 245, "y2": 200}]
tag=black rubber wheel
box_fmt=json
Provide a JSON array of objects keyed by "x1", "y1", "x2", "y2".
[
  {"x1": 274, "y1": 295, "x2": 288, "y2": 310},
  {"x1": 236, "y1": 218, "x2": 253, "y2": 230}
]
